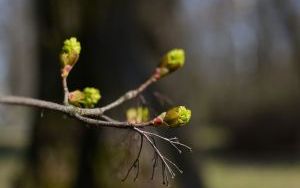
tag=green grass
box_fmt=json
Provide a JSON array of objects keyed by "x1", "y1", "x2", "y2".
[
  {"x1": 0, "y1": 155, "x2": 22, "y2": 188},
  {"x1": 203, "y1": 158, "x2": 300, "y2": 188}
]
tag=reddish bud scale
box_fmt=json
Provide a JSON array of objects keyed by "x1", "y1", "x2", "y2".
[
  {"x1": 153, "y1": 68, "x2": 162, "y2": 80},
  {"x1": 61, "y1": 65, "x2": 72, "y2": 77},
  {"x1": 68, "y1": 93, "x2": 75, "y2": 100},
  {"x1": 153, "y1": 116, "x2": 164, "y2": 126}
]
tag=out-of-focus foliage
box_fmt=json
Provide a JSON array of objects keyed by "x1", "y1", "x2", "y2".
[{"x1": 126, "y1": 107, "x2": 149, "y2": 123}]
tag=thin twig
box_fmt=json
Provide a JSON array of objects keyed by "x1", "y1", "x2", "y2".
[
  {"x1": 97, "y1": 118, "x2": 186, "y2": 182},
  {"x1": 62, "y1": 77, "x2": 69, "y2": 105},
  {"x1": 98, "y1": 75, "x2": 157, "y2": 115},
  {"x1": 163, "y1": 157, "x2": 183, "y2": 174},
  {"x1": 100, "y1": 115, "x2": 119, "y2": 122},
  {"x1": 74, "y1": 114, "x2": 153, "y2": 128},
  {"x1": 133, "y1": 128, "x2": 176, "y2": 178},
  {"x1": 161, "y1": 160, "x2": 168, "y2": 185},
  {"x1": 139, "y1": 129, "x2": 192, "y2": 153},
  {"x1": 151, "y1": 137, "x2": 158, "y2": 180},
  {"x1": 122, "y1": 134, "x2": 144, "y2": 181},
  {"x1": 134, "y1": 135, "x2": 143, "y2": 181}
]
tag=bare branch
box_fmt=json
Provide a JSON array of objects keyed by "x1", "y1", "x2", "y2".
[
  {"x1": 161, "y1": 160, "x2": 169, "y2": 185},
  {"x1": 122, "y1": 134, "x2": 144, "y2": 182},
  {"x1": 0, "y1": 96, "x2": 73, "y2": 113},
  {"x1": 62, "y1": 77, "x2": 69, "y2": 105},
  {"x1": 100, "y1": 115, "x2": 119, "y2": 122},
  {"x1": 138, "y1": 129, "x2": 192, "y2": 153},
  {"x1": 130, "y1": 127, "x2": 192, "y2": 185},
  {"x1": 133, "y1": 128, "x2": 176, "y2": 179},
  {"x1": 84, "y1": 74, "x2": 158, "y2": 115},
  {"x1": 163, "y1": 156, "x2": 183, "y2": 174},
  {"x1": 151, "y1": 139, "x2": 158, "y2": 180},
  {"x1": 74, "y1": 114, "x2": 154, "y2": 128},
  {"x1": 0, "y1": 96, "x2": 155, "y2": 128},
  {"x1": 0, "y1": 73, "x2": 157, "y2": 117}
]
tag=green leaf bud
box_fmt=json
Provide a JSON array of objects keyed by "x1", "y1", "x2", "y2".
[
  {"x1": 62, "y1": 37, "x2": 81, "y2": 55},
  {"x1": 157, "y1": 49, "x2": 185, "y2": 77},
  {"x1": 126, "y1": 107, "x2": 149, "y2": 123},
  {"x1": 68, "y1": 90, "x2": 85, "y2": 107},
  {"x1": 60, "y1": 37, "x2": 81, "y2": 77},
  {"x1": 158, "y1": 106, "x2": 191, "y2": 127},
  {"x1": 68, "y1": 87, "x2": 101, "y2": 108},
  {"x1": 83, "y1": 87, "x2": 101, "y2": 108}
]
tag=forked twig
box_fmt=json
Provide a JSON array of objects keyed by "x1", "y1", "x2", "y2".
[
  {"x1": 134, "y1": 128, "x2": 176, "y2": 178},
  {"x1": 122, "y1": 134, "x2": 144, "y2": 181},
  {"x1": 151, "y1": 137, "x2": 158, "y2": 180},
  {"x1": 141, "y1": 130, "x2": 192, "y2": 153},
  {"x1": 131, "y1": 127, "x2": 192, "y2": 185}
]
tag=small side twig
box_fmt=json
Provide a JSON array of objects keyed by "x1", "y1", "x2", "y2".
[
  {"x1": 131, "y1": 127, "x2": 192, "y2": 185},
  {"x1": 133, "y1": 128, "x2": 176, "y2": 179},
  {"x1": 122, "y1": 134, "x2": 144, "y2": 182},
  {"x1": 140, "y1": 130, "x2": 192, "y2": 153},
  {"x1": 99, "y1": 74, "x2": 157, "y2": 114},
  {"x1": 62, "y1": 77, "x2": 69, "y2": 105},
  {"x1": 74, "y1": 114, "x2": 154, "y2": 128},
  {"x1": 151, "y1": 137, "x2": 158, "y2": 180}
]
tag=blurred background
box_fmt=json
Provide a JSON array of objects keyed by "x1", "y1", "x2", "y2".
[{"x1": 1, "y1": 0, "x2": 300, "y2": 187}]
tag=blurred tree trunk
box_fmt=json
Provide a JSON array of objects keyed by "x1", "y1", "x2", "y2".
[
  {"x1": 15, "y1": 0, "x2": 105, "y2": 187},
  {"x1": 274, "y1": 0, "x2": 300, "y2": 77}
]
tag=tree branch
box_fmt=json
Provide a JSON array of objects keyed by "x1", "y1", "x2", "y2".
[
  {"x1": 87, "y1": 74, "x2": 158, "y2": 115},
  {"x1": 0, "y1": 96, "x2": 154, "y2": 128},
  {"x1": 73, "y1": 114, "x2": 153, "y2": 128},
  {"x1": 0, "y1": 96, "x2": 73, "y2": 113}
]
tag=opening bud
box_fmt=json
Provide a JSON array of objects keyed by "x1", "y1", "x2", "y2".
[
  {"x1": 155, "y1": 106, "x2": 191, "y2": 127},
  {"x1": 68, "y1": 87, "x2": 101, "y2": 108},
  {"x1": 68, "y1": 90, "x2": 85, "y2": 106},
  {"x1": 60, "y1": 37, "x2": 81, "y2": 77},
  {"x1": 157, "y1": 49, "x2": 185, "y2": 77},
  {"x1": 62, "y1": 37, "x2": 81, "y2": 55},
  {"x1": 83, "y1": 87, "x2": 101, "y2": 108}
]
